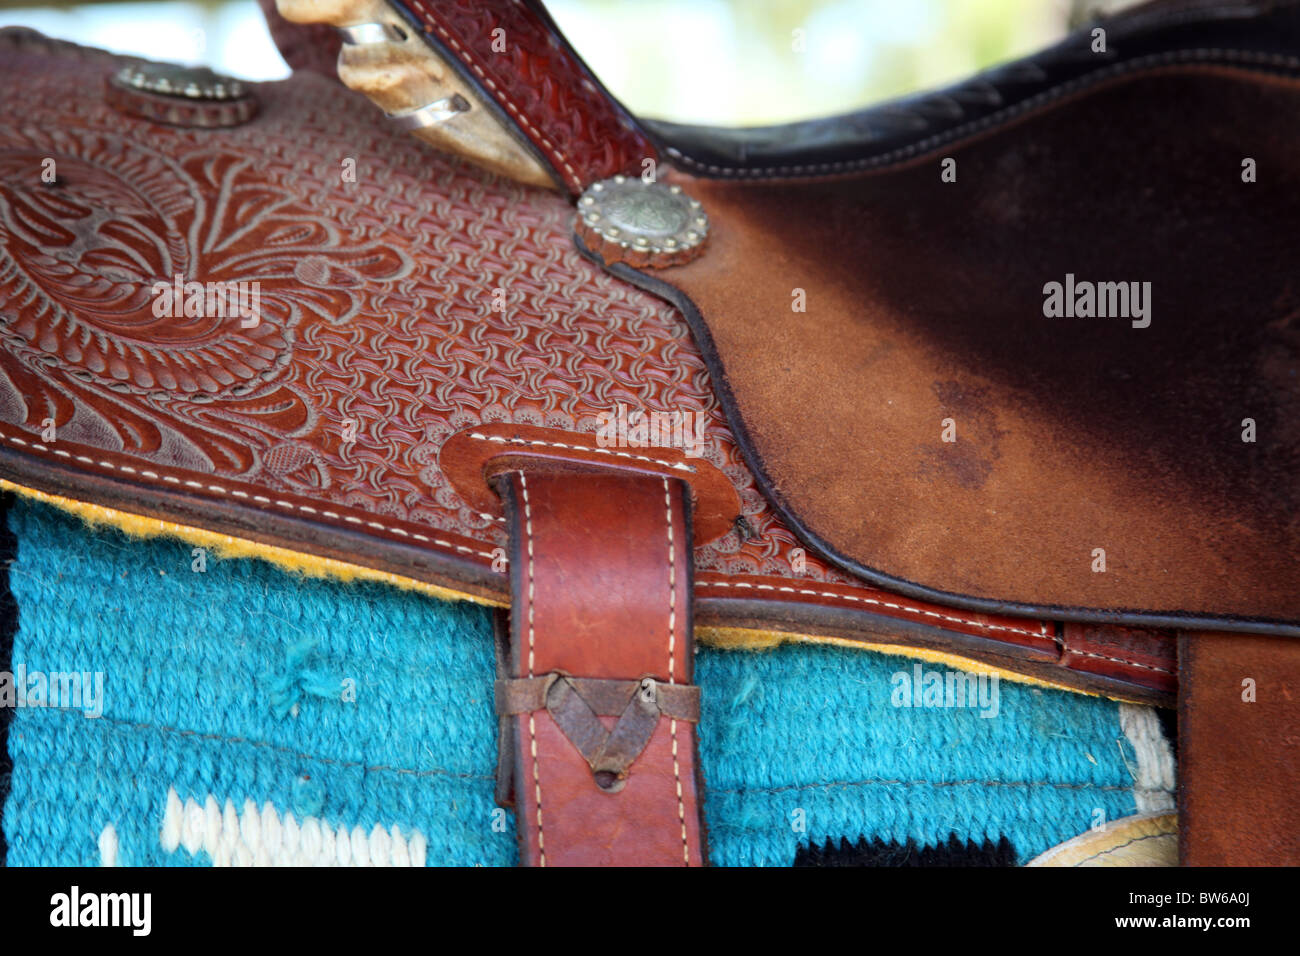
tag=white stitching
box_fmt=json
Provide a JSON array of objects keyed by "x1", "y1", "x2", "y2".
[
  {"x1": 519, "y1": 473, "x2": 545, "y2": 866},
  {"x1": 406, "y1": 0, "x2": 583, "y2": 192},
  {"x1": 665, "y1": 51, "x2": 1300, "y2": 179},
  {"x1": 0, "y1": 428, "x2": 500, "y2": 562},
  {"x1": 663, "y1": 477, "x2": 690, "y2": 865},
  {"x1": 695, "y1": 579, "x2": 1051, "y2": 640},
  {"x1": 1065, "y1": 647, "x2": 1174, "y2": 676},
  {"x1": 665, "y1": 481, "x2": 678, "y2": 684},
  {"x1": 468, "y1": 432, "x2": 695, "y2": 473}
]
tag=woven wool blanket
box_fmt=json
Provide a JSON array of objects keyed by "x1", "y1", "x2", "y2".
[{"x1": 0, "y1": 497, "x2": 1173, "y2": 866}]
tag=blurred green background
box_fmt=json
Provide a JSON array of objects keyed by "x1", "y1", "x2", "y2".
[{"x1": 1, "y1": 0, "x2": 1140, "y2": 124}]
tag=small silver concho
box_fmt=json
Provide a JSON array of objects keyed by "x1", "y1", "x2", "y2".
[
  {"x1": 114, "y1": 63, "x2": 246, "y2": 101},
  {"x1": 576, "y1": 175, "x2": 709, "y2": 268}
]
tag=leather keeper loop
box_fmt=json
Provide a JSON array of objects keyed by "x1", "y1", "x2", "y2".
[{"x1": 496, "y1": 674, "x2": 701, "y2": 722}]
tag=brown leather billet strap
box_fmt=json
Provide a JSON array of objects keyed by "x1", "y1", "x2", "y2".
[
  {"x1": 1178, "y1": 632, "x2": 1300, "y2": 865},
  {"x1": 495, "y1": 470, "x2": 706, "y2": 866}
]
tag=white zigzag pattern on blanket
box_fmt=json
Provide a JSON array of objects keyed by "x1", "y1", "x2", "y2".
[{"x1": 156, "y1": 787, "x2": 428, "y2": 867}]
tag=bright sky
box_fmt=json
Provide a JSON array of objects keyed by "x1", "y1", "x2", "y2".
[{"x1": 3, "y1": 0, "x2": 1086, "y2": 125}]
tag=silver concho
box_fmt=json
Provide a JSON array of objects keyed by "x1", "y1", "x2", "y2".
[
  {"x1": 113, "y1": 63, "x2": 246, "y2": 101},
  {"x1": 576, "y1": 176, "x2": 709, "y2": 267}
]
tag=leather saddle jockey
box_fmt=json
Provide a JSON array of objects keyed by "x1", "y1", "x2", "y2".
[{"x1": 0, "y1": 0, "x2": 1296, "y2": 865}]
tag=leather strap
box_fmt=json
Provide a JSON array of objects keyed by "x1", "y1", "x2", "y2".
[
  {"x1": 1179, "y1": 631, "x2": 1300, "y2": 865},
  {"x1": 496, "y1": 471, "x2": 706, "y2": 866}
]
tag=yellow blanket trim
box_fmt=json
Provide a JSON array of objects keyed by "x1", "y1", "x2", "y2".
[
  {"x1": 3, "y1": 478, "x2": 1129, "y2": 701},
  {"x1": 698, "y1": 626, "x2": 1131, "y2": 702},
  {"x1": 0, "y1": 478, "x2": 497, "y2": 608}
]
